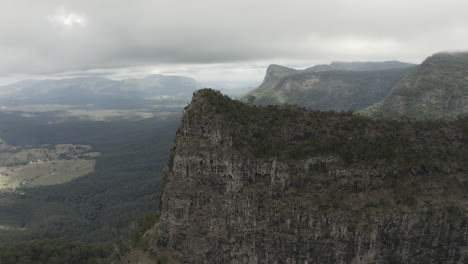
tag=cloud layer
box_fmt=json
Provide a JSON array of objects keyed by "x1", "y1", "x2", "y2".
[{"x1": 1, "y1": 0, "x2": 467, "y2": 83}]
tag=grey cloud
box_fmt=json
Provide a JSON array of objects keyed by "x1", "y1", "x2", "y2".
[{"x1": 1, "y1": 0, "x2": 467, "y2": 80}]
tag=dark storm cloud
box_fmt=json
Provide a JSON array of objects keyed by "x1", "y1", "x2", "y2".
[{"x1": 1, "y1": 0, "x2": 468, "y2": 80}]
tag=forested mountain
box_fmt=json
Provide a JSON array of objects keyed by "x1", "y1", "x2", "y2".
[
  {"x1": 361, "y1": 52, "x2": 468, "y2": 119},
  {"x1": 2, "y1": 0, "x2": 466, "y2": 262},
  {"x1": 243, "y1": 61, "x2": 415, "y2": 111},
  {"x1": 1, "y1": 54, "x2": 466, "y2": 263},
  {"x1": 128, "y1": 89, "x2": 468, "y2": 263}
]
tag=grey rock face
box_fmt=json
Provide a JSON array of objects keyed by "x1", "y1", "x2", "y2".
[{"x1": 149, "y1": 90, "x2": 468, "y2": 264}]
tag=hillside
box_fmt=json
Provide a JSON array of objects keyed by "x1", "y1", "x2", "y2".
[
  {"x1": 125, "y1": 89, "x2": 468, "y2": 263},
  {"x1": 243, "y1": 61, "x2": 415, "y2": 111},
  {"x1": 362, "y1": 52, "x2": 468, "y2": 119}
]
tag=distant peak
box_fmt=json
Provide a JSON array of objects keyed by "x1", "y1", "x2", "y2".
[
  {"x1": 191, "y1": 88, "x2": 224, "y2": 101},
  {"x1": 422, "y1": 52, "x2": 468, "y2": 66},
  {"x1": 185, "y1": 88, "x2": 231, "y2": 114},
  {"x1": 430, "y1": 51, "x2": 468, "y2": 57},
  {"x1": 266, "y1": 64, "x2": 295, "y2": 74},
  {"x1": 264, "y1": 65, "x2": 297, "y2": 80}
]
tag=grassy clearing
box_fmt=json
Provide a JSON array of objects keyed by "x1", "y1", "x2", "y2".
[
  {"x1": 0, "y1": 144, "x2": 99, "y2": 190},
  {"x1": 0, "y1": 144, "x2": 94, "y2": 166},
  {"x1": 0, "y1": 159, "x2": 96, "y2": 189},
  {"x1": 0, "y1": 104, "x2": 182, "y2": 122}
]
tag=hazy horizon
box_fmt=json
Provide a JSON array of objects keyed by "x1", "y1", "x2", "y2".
[{"x1": 1, "y1": 0, "x2": 467, "y2": 86}]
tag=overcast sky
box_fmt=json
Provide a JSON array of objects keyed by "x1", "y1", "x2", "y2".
[{"x1": 1, "y1": 0, "x2": 467, "y2": 86}]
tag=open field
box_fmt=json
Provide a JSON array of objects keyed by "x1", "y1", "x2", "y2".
[
  {"x1": 0, "y1": 159, "x2": 96, "y2": 189},
  {"x1": 0, "y1": 103, "x2": 184, "y2": 122},
  {"x1": 0, "y1": 144, "x2": 95, "y2": 166},
  {"x1": 0, "y1": 144, "x2": 99, "y2": 190}
]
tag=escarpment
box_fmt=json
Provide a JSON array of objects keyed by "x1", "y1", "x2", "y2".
[
  {"x1": 242, "y1": 62, "x2": 415, "y2": 111},
  {"x1": 149, "y1": 89, "x2": 468, "y2": 264}
]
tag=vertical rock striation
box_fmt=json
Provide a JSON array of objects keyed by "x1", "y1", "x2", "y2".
[{"x1": 149, "y1": 89, "x2": 468, "y2": 263}]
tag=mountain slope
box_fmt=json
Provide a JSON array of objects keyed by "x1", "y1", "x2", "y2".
[
  {"x1": 244, "y1": 62, "x2": 415, "y2": 111},
  {"x1": 361, "y1": 52, "x2": 468, "y2": 119},
  {"x1": 142, "y1": 89, "x2": 468, "y2": 264}
]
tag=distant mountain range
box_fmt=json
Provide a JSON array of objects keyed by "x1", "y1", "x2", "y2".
[
  {"x1": 3, "y1": 53, "x2": 467, "y2": 119},
  {"x1": 243, "y1": 61, "x2": 416, "y2": 111},
  {"x1": 304, "y1": 60, "x2": 416, "y2": 72},
  {"x1": 0, "y1": 75, "x2": 200, "y2": 109},
  {"x1": 361, "y1": 52, "x2": 468, "y2": 119}
]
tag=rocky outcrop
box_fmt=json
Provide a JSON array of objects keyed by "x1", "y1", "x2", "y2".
[
  {"x1": 242, "y1": 63, "x2": 415, "y2": 111},
  {"x1": 149, "y1": 89, "x2": 468, "y2": 263},
  {"x1": 362, "y1": 52, "x2": 468, "y2": 120}
]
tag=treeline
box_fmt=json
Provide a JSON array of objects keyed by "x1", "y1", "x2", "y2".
[{"x1": 192, "y1": 89, "x2": 468, "y2": 168}]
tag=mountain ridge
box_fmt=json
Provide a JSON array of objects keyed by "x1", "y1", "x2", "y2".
[
  {"x1": 305, "y1": 60, "x2": 416, "y2": 72},
  {"x1": 139, "y1": 89, "x2": 468, "y2": 264},
  {"x1": 0, "y1": 75, "x2": 200, "y2": 108},
  {"x1": 243, "y1": 61, "x2": 416, "y2": 111}
]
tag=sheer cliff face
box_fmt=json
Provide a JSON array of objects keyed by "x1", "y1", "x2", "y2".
[{"x1": 149, "y1": 90, "x2": 468, "y2": 264}]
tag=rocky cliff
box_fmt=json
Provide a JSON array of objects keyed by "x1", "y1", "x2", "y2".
[
  {"x1": 148, "y1": 89, "x2": 468, "y2": 264},
  {"x1": 362, "y1": 52, "x2": 468, "y2": 120},
  {"x1": 243, "y1": 63, "x2": 415, "y2": 112}
]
